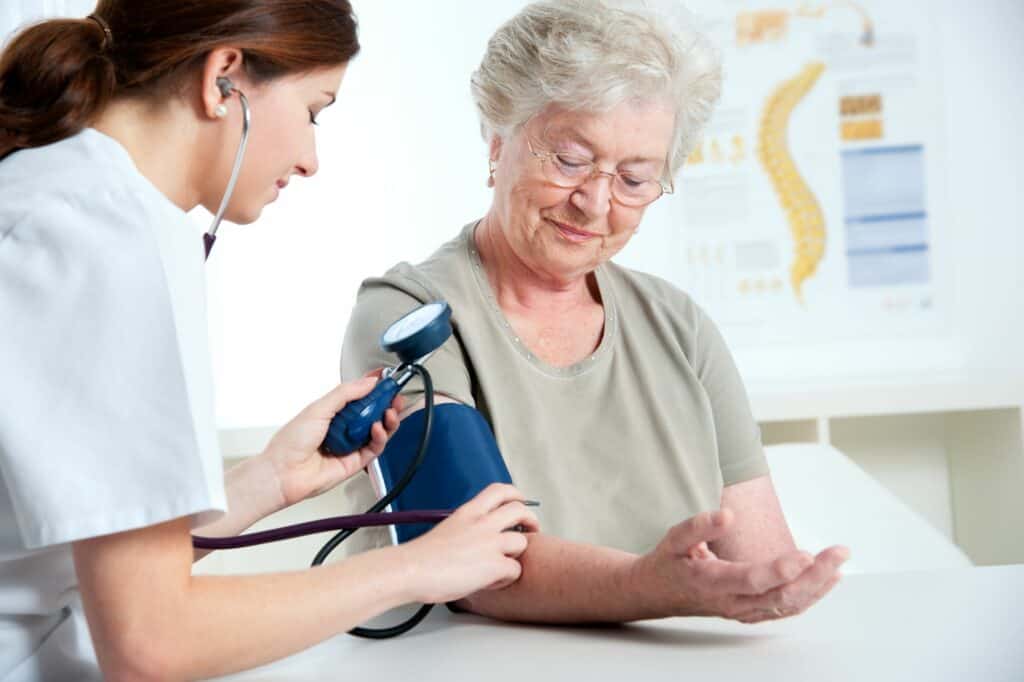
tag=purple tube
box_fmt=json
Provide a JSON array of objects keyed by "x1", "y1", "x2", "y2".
[
  {"x1": 203, "y1": 232, "x2": 216, "y2": 259},
  {"x1": 192, "y1": 510, "x2": 452, "y2": 550}
]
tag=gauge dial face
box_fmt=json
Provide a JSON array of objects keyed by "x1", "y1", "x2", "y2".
[{"x1": 382, "y1": 302, "x2": 447, "y2": 346}]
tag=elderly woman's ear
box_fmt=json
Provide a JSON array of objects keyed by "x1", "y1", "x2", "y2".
[{"x1": 487, "y1": 135, "x2": 503, "y2": 187}]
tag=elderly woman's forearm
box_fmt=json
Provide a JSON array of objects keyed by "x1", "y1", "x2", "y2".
[{"x1": 456, "y1": 533, "x2": 662, "y2": 623}]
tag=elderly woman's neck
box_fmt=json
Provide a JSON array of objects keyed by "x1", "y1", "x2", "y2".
[{"x1": 475, "y1": 214, "x2": 601, "y2": 315}]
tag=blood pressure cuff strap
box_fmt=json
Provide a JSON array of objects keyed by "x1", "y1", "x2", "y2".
[{"x1": 376, "y1": 403, "x2": 512, "y2": 543}]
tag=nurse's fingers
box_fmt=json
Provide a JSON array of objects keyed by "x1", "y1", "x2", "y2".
[
  {"x1": 334, "y1": 423, "x2": 390, "y2": 480},
  {"x1": 458, "y1": 483, "x2": 526, "y2": 518},
  {"x1": 500, "y1": 529, "x2": 530, "y2": 557},
  {"x1": 345, "y1": 407, "x2": 399, "y2": 462},
  {"x1": 390, "y1": 393, "x2": 405, "y2": 418},
  {"x1": 362, "y1": 420, "x2": 389, "y2": 457},
  {"x1": 482, "y1": 558, "x2": 525, "y2": 592},
  {"x1": 307, "y1": 376, "x2": 378, "y2": 419},
  {"x1": 382, "y1": 406, "x2": 400, "y2": 435},
  {"x1": 485, "y1": 501, "x2": 539, "y2": 535}
]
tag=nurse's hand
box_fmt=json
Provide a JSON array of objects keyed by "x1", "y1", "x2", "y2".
[
  {"x1": 399, "y1": 483, "x2": 540, "y2": 604},
  {"x1": 263, "y1": 374, "x2": 402, "y2": 508},
  {"x1": 631, "y1": 509, "x2": 849, "y2": 623}
]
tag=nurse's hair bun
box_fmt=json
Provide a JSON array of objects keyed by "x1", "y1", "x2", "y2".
[
  {"x1": 0, "y1": 16, "x2": 117, "y2": 161},
  {"x1": 0, "y1": 0, "x2": 362, "y2": 161}
]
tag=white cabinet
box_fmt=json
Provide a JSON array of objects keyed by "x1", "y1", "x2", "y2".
[{"x1": 750, "y1": 372, "x2": 1024, "y2": 565}]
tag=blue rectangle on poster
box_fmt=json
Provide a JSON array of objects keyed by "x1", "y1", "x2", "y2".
[{"x1": 841, "y1": 145, "x2": 931, "y2": 288}]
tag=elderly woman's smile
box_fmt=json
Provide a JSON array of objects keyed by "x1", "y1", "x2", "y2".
[
  {"x1": 487, "y1": 100, "x2": 676, "y2": 283},
  {"x1": 546, "y1": 218, "x2": 597, "y2": 242}
]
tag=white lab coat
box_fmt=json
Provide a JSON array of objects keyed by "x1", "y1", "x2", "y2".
[{"x1": 0, "y1": 129, "x2": 227, "y2": 680}]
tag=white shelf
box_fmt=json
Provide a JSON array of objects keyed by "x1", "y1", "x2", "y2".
[
  {"x1": 747, "y1": 372, "x2": 1023, "y2": 566},
  {"x1": 748, "y1": 371, "x2": 1024, "y2": 422}
]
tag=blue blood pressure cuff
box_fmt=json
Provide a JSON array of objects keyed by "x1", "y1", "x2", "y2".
[{"x1": 373, "y1": 403, "x2": 512, "y2": 543}]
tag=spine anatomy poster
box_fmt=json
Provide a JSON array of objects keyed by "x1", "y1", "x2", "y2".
[{"x1": 675, "y1": 1, "x2": 950, "y2": 346}]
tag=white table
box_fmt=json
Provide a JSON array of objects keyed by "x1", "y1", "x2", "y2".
[{"x1": 215, "y1": 565, "x2": 1024, "y2": 681}]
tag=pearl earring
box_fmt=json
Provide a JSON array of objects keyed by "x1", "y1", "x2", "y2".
[
  {"x1": 214, "y1": 104, "x2": 228, "y2": 118},
  {"x1": 487, "y1": 160, "x2": 497, "y2": 188}
]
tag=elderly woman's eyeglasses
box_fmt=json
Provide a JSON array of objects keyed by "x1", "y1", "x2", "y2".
[{"x1": 526, "y1": 139, "x2": 673, "y2": 207}]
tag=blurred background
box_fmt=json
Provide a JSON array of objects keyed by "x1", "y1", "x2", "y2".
[{"x1": 4, "y1": 1, "x2": 1022, "y2": 571}]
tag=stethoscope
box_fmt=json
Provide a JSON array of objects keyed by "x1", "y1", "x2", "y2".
[
  {"x1": 190, "y1": 80, "x2": 460, "y2": 637},
  {"x1": 202, "y1": 77, "x2": 250, "y2": 260}
]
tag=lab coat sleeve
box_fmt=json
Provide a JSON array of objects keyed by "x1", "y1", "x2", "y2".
[{"x1": 0, "y1": 190, "x2": 226, "y2": 549}]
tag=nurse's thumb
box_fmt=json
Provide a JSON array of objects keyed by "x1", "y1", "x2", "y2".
[{"x1": 309, "y1": 376, "x2": 378, "y2": 418}]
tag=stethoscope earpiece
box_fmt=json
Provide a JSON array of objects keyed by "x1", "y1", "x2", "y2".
[{"x1": 215, "y1": 76, "x2": 236, "y2": 98}]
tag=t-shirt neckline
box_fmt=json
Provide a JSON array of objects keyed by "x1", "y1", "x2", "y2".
[{"x1": 463, "y1": 220, "x2": 617, "y2": 378}]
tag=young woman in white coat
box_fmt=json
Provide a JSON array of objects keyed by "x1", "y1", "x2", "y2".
[{"x1": 0, "y1": 2, "x2": 537, "y2": 679}]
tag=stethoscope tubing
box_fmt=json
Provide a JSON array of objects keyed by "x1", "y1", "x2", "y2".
[
  {"x1": 192, "y1": 510, "x2": 451, "y2": 550},
  {"x1": 204, "y1": 84, "x2": 251, "y2": 258}
]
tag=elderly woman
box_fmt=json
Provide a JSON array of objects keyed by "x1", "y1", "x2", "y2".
[{"x1": 342, "y1": 0, "x2": 848, "y2": 624}]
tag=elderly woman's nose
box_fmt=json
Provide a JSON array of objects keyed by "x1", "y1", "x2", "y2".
[{"x1": 570, "y1": 174, "x2": 614, "y2": 216}]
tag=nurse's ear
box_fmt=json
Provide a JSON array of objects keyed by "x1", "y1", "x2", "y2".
[{"x1": 199, "y1": 47, "x2": 246, "y2": 120}]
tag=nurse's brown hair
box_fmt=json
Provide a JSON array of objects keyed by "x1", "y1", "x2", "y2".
[{"x1": 0, "y1": 0, "x2": 359, "y2": 160}]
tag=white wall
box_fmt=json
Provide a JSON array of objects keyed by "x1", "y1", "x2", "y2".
[
  {"x1": 3, "y1": 2, "x2": 1021, "y2": 432},
  {"x1": 203, "y1": 2, "x2": 529, "y2": 428},
  {"x1": 207, "y1": 0, "x2": 1024, "y2": 430},
  {"x1": 939, "y1": 0, "x2": 1024, "y2": 372}
]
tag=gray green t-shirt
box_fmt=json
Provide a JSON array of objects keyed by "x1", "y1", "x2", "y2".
[{"x1": 339, "y1": 222, "x2": 768, "y2": 555}]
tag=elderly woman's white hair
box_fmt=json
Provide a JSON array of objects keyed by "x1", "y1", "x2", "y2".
[{"x1": 471, "y1": 0, "x2": 722, "y2": 180}]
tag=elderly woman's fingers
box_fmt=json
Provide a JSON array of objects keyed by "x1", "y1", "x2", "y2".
[
  {"x1": 664, "y1": 510, "x2": 734, "y2": 556},
  {"x1": 730, "y1": 569, "x2": 843, "y2": 624},
  {"x1": 699, "y1": 550, "x2": 814, "y2": 597},
  {"x1": 730, "y1": 546, "x2": 849, "y2": 618},
  {"x1": 812, "y1": 572, "x2": 842, "y2": 602},
  {"x1": 745, "y1": 548, "x2": 815, "y2": 593},
  {"x1": 686, "y1": 541, "x2": 716, "y2": 560}
]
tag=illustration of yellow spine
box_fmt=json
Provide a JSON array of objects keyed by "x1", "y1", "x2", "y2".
[{"x1": 757, "y1": 62, "x2": 826, "y2": 305}]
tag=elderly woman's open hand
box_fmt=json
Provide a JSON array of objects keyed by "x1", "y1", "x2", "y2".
[{"x1": 631, "y1": 509, "x2": 849, "y2": 623}]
